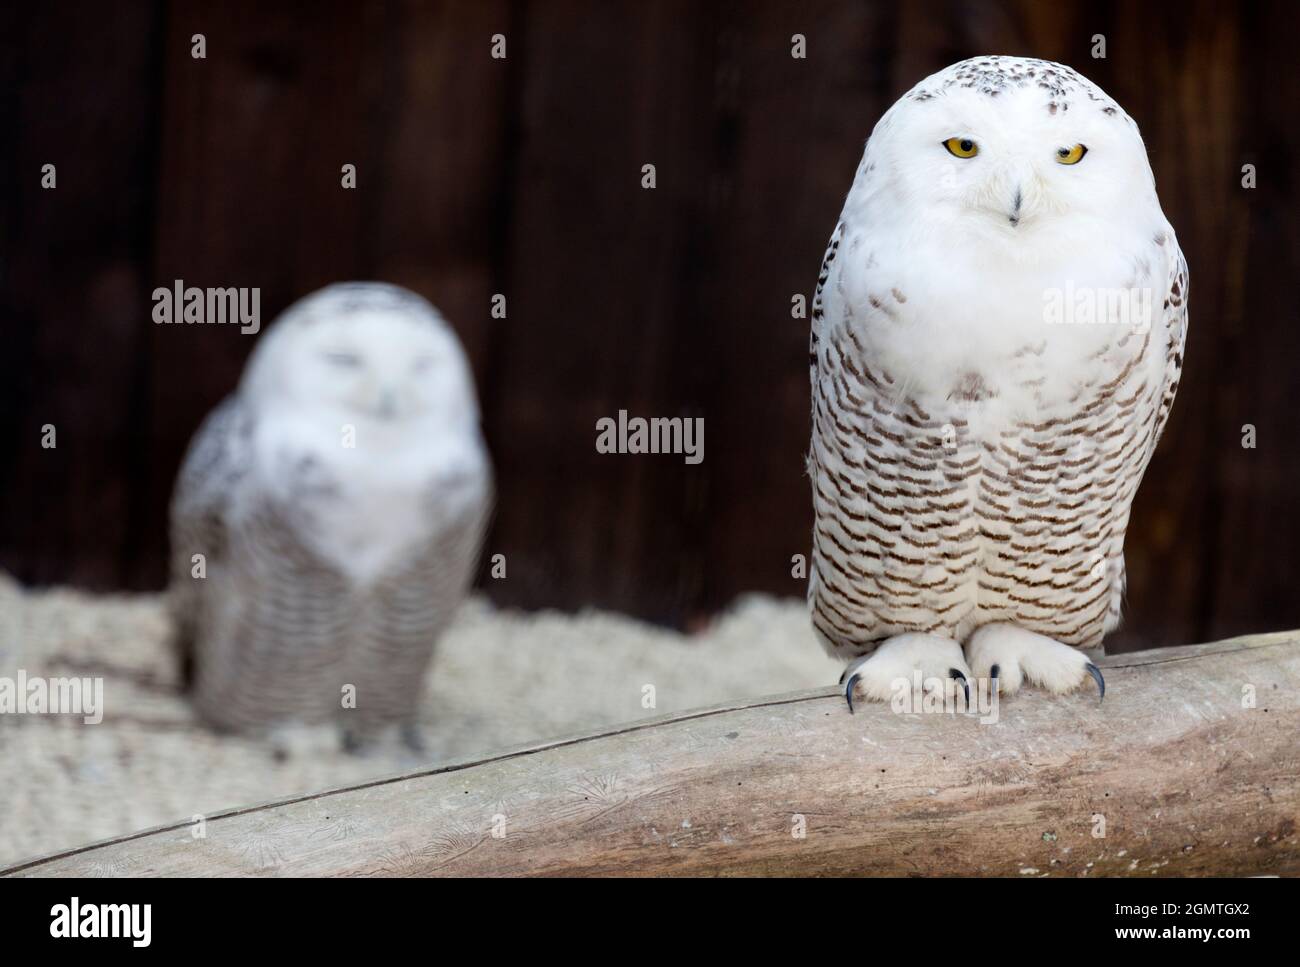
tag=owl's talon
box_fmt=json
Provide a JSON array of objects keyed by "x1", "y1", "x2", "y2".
[
  {"x1": 950, "y1": 668, "x2": 969, "y2": 705},
  {"x1": 844, "y1": 672, "x2": 862, "y2": 714},
  {"x1": 966, "y1": 624, "x2": 1100, "y2": 697},
  {"x1": 1086, "y1": 663, "x2": 1106, "y2": 702}
]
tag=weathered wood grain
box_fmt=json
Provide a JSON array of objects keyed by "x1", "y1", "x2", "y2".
[
  {"x1": 7, "y1": 631, "x2": 1298, "y2": 877},
  {"x1": 0, "y1": 0, "x2": 164, "y2": 587}
]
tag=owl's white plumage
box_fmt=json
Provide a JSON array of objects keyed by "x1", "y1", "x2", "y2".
[
  {"x1": 808, "y1": 57, "x2": 1187, "y2": 705},
  {"x1": 170, "y1": 283, "x2": 492, "y2": 744}
]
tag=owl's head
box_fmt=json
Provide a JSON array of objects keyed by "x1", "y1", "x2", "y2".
[
  {"x1": 240, "y1": 283, "x2": 480, "y2": 430},
  {"x1": 863, "y1": 57, "x2": 1158, "y2": 240}
]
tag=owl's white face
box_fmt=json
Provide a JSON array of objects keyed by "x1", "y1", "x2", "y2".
[
  {"x1": 242, "y1": 284, "x2": 479, "y2": 433},
  {"x1": 865, "y1": 59, "x2": 1159, "y2": 248},
  {"x1": 281, "y1": 310, "x2": 475, "y2": 424}
]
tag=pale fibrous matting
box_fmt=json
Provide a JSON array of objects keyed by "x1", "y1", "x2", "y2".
[
  {"x1": 807, "y1": 57, "x2": 1188, "y2": 704},
  {"x1": 170, "y1": 283, "x2": 492, "y2": 744}
]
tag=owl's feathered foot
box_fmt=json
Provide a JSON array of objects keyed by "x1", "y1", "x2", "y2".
[
  {"x1": 340, "y1": 722, "x2": 427, "y2": 755},
  {"x1": 966, "y1": 623, "x2": 1104, "y2": 701},
  {"x1": 841, "y1": 633, "x2": 972, "y2": 713}
]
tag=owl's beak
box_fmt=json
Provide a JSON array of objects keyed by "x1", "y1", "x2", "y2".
[{"x1": 1008, "y1": 186, "x2": 1023, "y2": 227}]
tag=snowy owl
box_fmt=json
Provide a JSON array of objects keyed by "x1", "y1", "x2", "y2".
[
  {"x1": 808, "y1": 57, "x2": 1187, "y2": 709},
  {"x1": 170, "y1": 282, "x2": 492, "y2": 748}
]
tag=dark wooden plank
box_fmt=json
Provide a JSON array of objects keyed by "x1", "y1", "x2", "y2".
[
  {"x1": 483, "y1": 0, "x2": 717, "y2": 621},
  {"x1": 1098, "y1": 0, "x2": 1243, "y2": 651},
  {"x1": 1203, "y1": 0, "x2": 1300, "y2": 640},
  {"x1": 0, "y1": 0, "x2": 164, "y2": 589},
  {"x1": 363, "y1": 0, "x2": 514, "y2": 371}
]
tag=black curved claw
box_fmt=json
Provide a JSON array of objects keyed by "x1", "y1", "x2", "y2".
[
  {"x1": 844, "y1": 672, "x2": 861, "y2": 715},
  {"x1": 1086, "y1": 663, "x2": 1106, "y2": 702},
  {"x1": 990, "y1": 664, "x2": 1000, "y2": 696},
  {"x1": 950, "y1": 668, "x2": 969, "y2": 706}
]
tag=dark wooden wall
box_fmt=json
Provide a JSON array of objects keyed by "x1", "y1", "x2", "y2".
[{"x1": 2, "y1": 0, "x2": 1296, "y2": 651}]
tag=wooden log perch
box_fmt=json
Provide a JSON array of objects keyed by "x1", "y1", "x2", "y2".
[{"x1": 7, "y1": 632, "x2": 1299, "y2": 877}]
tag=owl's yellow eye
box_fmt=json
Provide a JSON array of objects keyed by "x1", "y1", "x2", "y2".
[
  {"x1": 943, "y1": 137, "x2": 978, "y2": 159},
  {"x1": 1056, "y1": 144, "x2": 1088, "y2": 165}
]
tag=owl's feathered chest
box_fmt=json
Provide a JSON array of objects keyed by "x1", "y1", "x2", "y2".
[
  {"x1": 241, "y1": 413, "x2": 485, "y2": 586},
  {"x1": 808, "y1": 322, "x2": 1154, "y2": 654},
  {"x1": 809, "y1": 214, "x2": 1176, "y2": 656}
]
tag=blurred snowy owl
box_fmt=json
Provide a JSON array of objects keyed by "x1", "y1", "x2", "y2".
[
  {"x1": 807, "y1": 57, "x2": 1187, "y2": 708},
  {"x1": 170, "y1": 282, "x2": 492, "y2": 749}
]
